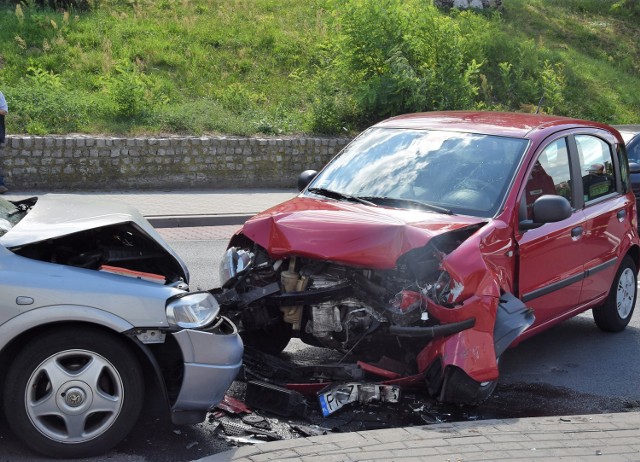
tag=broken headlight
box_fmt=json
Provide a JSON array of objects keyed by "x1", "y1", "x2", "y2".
[
  {"x1": 166, "y1": 292, "x2": 220, "y2": 328},
  {"x1": 219, "y1": 247, "x2": 253, "y2": 287},
  {"x1": 432, "y1": 271, "x2": 452, "y2": 305}
]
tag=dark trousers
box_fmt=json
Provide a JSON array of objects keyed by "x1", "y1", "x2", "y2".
[{"x1": 0, "y1": 115, "x2": 5, "y2": 186}]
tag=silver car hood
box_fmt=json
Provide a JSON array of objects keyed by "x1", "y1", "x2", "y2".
[{"x1": 0, "y1": 195, "x2": 189, "y2": 281}]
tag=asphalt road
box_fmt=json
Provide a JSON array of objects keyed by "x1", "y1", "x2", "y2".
[{"x1": 2, "y1": 238, "x2": 639, "y2": 461}]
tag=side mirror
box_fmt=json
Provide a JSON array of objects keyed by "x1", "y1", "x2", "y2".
[
  {"x1": 297, "y1": 170, "x2": 318, "y2": 191},
  {"x1": 628, "y1": 162, "x2": 640, "y2": 174},
  {"x1": 520, "y1": 195, "x2": 572, "y2": 230}
]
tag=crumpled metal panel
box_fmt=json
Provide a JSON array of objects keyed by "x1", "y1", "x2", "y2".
[
  {"x1": 0, "y1": 194, "x2": 189, "y2": 281},
  {"x1": 241, "y1": 196, "x2": 485, "y2": 269},
  {"x1": 172, "y1": 325, "x2": 243, "y2": 412}
]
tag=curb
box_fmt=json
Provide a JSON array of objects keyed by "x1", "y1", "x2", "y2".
[{"x1": 146, "y1": 214, "x2": 253, "y2": 229}]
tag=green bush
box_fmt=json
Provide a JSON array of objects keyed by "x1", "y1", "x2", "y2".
[
  {"x1": 0, "y1": 0, "x2": 637, "y2": 135},
  {"x1": 6, "y1": 84, "x2": 89, "y2": 135},
  {"x1": 306, "y1": 0, "x2": 572, "y2": 132}
]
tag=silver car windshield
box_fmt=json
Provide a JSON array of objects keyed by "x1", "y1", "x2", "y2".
[
  {"x1": 306, "y1": 128, "x2": 528, "y2": 218},
  {"x1": 0, "y1": 198, "x2": 24, "y2": 237}
]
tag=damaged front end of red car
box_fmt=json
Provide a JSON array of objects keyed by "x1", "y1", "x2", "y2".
[{"x1": 215, "y1": 199, "x2": 534, "y2": 406}]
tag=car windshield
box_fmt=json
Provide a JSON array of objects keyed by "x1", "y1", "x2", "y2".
[
  {"x1": 0, "y1": 198, "x2": 24, "y2": 237},
  {"x1": 306, "y1": 128, "x2": 528, "y2": 218}
]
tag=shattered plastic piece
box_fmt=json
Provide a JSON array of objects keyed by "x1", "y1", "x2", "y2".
[
  {"x1": 420, "y1": 414, "x2": 440, "y2": 424},
  {"x1": 317, "y1": 383, "x2": 401, "y2": 416},
  {"x1": 245, "y1": 380, "x2": 309, "y2": 418},
  {"x1": 297, "y1": 363, "x2": 365, "y2": 381},
  {"x1": 218, "y1": 417, "x2": 282, "y2": 440},
  {"x1": 286, "y1": 382, "x2": 332, "y2": 396},
  {"x1": 186, "y1": 441, "x2": 198, "y2": 450},
  {"x1": 291, "y1": 424, "x2": 331, "y2": 437},
  {"x1": 357, "y1": 361, "x2": 401, "y2": 380},
  {"x1": 242, "y1": 414, "x2": 271, "y2": 430},
  {"x1": 216, "y1": 395, "x2": 252, "y2": 414},
  {"x1": 221, "y1": 434, "x2": 267, "y2": 445}
]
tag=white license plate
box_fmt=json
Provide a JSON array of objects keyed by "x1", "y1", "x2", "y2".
[{"x1": 318, "y1": 383, "x2": 359, "y2": 417}]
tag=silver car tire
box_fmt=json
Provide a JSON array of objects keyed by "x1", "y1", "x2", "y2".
[
  {"x1": 593, "y1": 255, "x2": 637, "y2": 333},
  {"x1": 3, "y1": 328, "x2": 144, "y2": 458}
]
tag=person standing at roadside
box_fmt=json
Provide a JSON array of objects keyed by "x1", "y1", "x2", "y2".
[{"x1": 0, "y1": 90, "x2": 8, "y2": 193}]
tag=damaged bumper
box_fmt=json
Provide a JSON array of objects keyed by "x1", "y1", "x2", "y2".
[{"x1": 170, "y1": 316, "x2": 243, "y2": 424}]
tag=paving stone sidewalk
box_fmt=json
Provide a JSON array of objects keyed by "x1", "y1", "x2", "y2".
[{"x1": 201, "y1": 412, "x2": 640, "y2": 461}]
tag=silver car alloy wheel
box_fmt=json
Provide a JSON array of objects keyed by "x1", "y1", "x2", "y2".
[
  {"x1": 616, "y1": 267, "x2": 636, "y2": 320},
  {"x1": 24, "y1": 349, "x2": 124, "y2": 444}
]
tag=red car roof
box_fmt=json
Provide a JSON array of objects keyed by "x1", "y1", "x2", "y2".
[{"x1": 375, "y1": 111, "x2": 618, "y2": 140}]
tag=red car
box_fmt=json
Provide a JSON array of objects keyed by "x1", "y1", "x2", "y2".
[{"x1": 218, "y1": 111, "x2": 639, "y2": 405}]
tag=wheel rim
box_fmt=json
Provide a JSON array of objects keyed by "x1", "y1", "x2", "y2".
[
  {"x1": 616, "y1": 267, "x2": 636, "y2": 320},
  {"x1": 25, "y1": 349, "x2": 124, "y2": 444}
]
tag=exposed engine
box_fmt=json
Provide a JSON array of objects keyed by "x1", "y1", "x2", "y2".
[
  {"x1": 217, "y1": 230, "x2": 473, "y2": 356},
  {"x1": 10, "y1": 223, "x2": 187, "y2": 285}
]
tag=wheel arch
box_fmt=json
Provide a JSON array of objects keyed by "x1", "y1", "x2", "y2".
[
  {"x1": 0, "y1": 321, "x2": 170, "y2": 417},
  {"x1": 625, "y1": 244, "x2": 640, "y2": 274}
]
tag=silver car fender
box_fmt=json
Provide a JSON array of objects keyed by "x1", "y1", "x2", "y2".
[{"x1": 0, "y1": 304, "x2": 134, "y2": 352}]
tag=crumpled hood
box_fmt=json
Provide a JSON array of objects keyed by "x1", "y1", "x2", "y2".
[
  {"x1": 241, "y1": 196, "x2": 486, "y2": 269},
  {"x1": 0, "y1": 195, "x2": 189, "y2": 280}
]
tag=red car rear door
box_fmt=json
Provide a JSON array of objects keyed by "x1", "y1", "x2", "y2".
[{"x1": 573, "y1": 132, "x2": 634, "y2": 306}]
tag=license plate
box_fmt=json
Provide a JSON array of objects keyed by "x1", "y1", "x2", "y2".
[
  {"x1": 318, "y1": 383, "x2": 358, "y2": 417},
  {"x1": 317, "y1": 383, "x2": 401, "y2": 417}
]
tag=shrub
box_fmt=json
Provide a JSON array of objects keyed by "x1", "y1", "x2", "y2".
[
  {"x1": 6, "y1": 83, "x2": 90, "y2": 134},
  {"x1": 307, "y1": 0, "x2": 570, "y2": 132}
]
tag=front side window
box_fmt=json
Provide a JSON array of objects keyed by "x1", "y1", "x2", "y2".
[
  {"x1": 524, "y1": 138, "x2": 572, "y2": 219},
  {"x1": 306, "y1": 128, "x2": 528, "y2": 218},
  {"x1": 576, "y1": 135, "x2": 616, "y2": 202}
]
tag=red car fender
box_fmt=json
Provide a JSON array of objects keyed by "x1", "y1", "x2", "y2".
[{"x1": 417, "y1": 294, "x2": 500, "y2": 383}]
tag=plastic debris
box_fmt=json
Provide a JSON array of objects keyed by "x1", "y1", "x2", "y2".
[
  {"x1": 245, "y1": 380, "x2": 309, "y2": 418},
  {"x1": 317, "y1": 383, "x2": 401, "y2": 416},
  {"x1": 216, "y1": 395, "x2": 252, "y2": 414}
]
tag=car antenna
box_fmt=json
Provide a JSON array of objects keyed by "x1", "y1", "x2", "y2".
[{"x1": 535, "y1": 96, "x2": 545, "y2": 114}]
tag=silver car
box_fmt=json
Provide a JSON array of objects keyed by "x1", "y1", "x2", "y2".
[{"x1": 0, "y1": 195, "x2": 243, "y2": 458}]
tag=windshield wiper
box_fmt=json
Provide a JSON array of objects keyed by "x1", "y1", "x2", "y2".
[
  {"x1": 360, "y1": 196, "x2": 453, "y2": 215},
  {"x1": 308, "y1": 188, "x2": 378, "y2": 207}
]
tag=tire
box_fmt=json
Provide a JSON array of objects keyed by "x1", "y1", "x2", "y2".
[
  {"x1": 593, "y1": 255, "x2": 637, "y2": 332},
  {"x1": 3, "y1": 328, "x2": 144, "y2": 458},
  {"x1": 241, "y1": 321, "x2": 293, "y2": 355},
  {"x1": 439, "y1": 366, "x2": 498, "y2": 406}
]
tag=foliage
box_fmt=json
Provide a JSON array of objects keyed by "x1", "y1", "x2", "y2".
[
  {"x1": 0, "y1": 0, "x2": 638, "y2": 135},
  {"x1": 307, "y1": 0, "x2": 572, "y2": 131}
]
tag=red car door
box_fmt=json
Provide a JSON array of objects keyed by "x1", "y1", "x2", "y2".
[
  {"x1": 573, "y1": 132, "x2": 635, "y2": 305},
  {"x1": 515, "y1": 136, "x2": 587, "y2": 332}
]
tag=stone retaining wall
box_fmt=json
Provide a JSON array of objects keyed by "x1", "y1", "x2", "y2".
[{"x1": 0, "y1": 135, "x2": 352, "y2": 191}]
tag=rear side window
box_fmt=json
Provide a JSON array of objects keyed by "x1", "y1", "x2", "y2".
[
  {"x1": 617, "y1": 144, "x2": 630, "y2": 194},
  {"x1": 576, "y1": 135, "x2": 616, "y2": 202}
]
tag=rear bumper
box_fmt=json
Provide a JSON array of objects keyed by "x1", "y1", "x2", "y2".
[{"x1": 170, "y1": 316, "x2": 243, "y2": 424}]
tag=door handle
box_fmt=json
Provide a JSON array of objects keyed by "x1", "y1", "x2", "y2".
[
  {"x1": 571, "y1": 226, "x2": 583, "y2": 239},
  {"x1": 617, "y1": 209, "x2": 626, "y2": 222}
]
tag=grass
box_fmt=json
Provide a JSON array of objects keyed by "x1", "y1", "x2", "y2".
[{"x1": 0, "y1": 0, "x2": 638, "y2": 135}]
